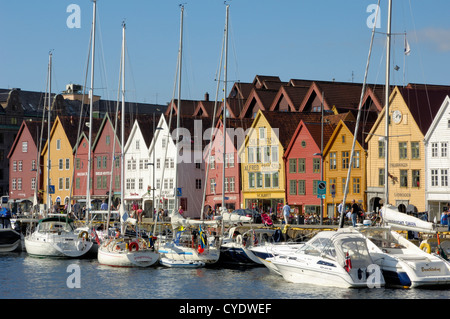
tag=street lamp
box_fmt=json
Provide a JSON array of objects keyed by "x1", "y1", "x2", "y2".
[{"x1": 313, "y1": 152, "x2": 324, "y2": 225}]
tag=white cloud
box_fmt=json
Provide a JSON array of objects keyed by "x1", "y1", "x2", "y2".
[{"x1": 414, "y1": 27, "x2": 450, "y2": 52}]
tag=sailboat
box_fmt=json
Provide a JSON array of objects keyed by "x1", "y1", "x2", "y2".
[
  {"x1": 97, "y1": 19, "x2": 159, "y2": 268},
  {"x1": 24, "y1": 52, "x2": 93, "y2": 258},
  {"x1": 156, "y1": 5, "x2": 221, "y2": 267},
  {"x1": 339, "y1": 0, "x2": 450, "y2": 288},
  {"x1": 0, "y1": 206, "x2": 22, "y2": 252}
]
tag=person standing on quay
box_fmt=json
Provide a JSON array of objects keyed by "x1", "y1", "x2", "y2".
[
  {"x1": 282, "y1": 202, "x2": 291, "y2": 225},
  {"x1": 351, "y1": 199, "x2": 359, "y2": 227}
]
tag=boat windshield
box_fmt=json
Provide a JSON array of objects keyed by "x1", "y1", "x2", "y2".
[
  {"x1": 39, "y1": 221, "x2": 74, "y2": 232},
  {"x1": 297, "y1": 237, "x2": 336, "y2": 258},
  {"x1": 359, "y1": 228, "x2": 406, "y2": 249}
]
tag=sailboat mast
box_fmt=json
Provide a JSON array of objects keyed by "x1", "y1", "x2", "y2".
[
  {"x1": 384, "y1": 0, "x2": 392, "y2": 205},
  {"x1": 221, "y1": 4, "x2": 229, "y2": 210},
  {"x1": 46, "y1": 52, "x2": 52, "y2": 216},
  {"x1": 121, "y1": 21, "x2": 126, "y2": 215},
  {"x1": 174, "y1": 5, "x2": 184, "y2": 212},
  {"x1": 86, "y1": 0, "x2": 96, "y2": 222}
]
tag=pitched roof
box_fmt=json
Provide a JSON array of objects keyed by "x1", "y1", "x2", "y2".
[{"x1": 399, "y1": 86, "x2": 450, "y2": 135}]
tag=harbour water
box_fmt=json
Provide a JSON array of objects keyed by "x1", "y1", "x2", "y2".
[{"x1": 2, "y1": 252, "x2": 450, "y2": 303}]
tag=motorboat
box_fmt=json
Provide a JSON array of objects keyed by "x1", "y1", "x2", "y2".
[
  {"x1": 24, "y1": 216, "x2": 93, "y2": 258},
  {"x1": 219, "y1": 227, "x2": 281, "y2": 266},
  {"x1": 0, "y1": 208, "x2": 23, "y2": 252},
  {"x1": 268, "y1": 228, "x2": 385, "y2": 288},
  {"x1": 356, "y1": 205, "x2": 450, "y2": 288},
  {"x1": 250, "y1": 241, "x2": 305, "y2": 275},
  {"x1": 157, "y1": 211, "x2": 221, "y2": 267}
]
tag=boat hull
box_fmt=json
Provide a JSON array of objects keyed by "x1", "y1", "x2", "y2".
[
  {"x1": 98, "y1": 247, "x2": 159, "y2": 267},
  {"x1": 24, "y1": 235, "x2": 93, "y2": 258},
  {"x1": 159, "y1": 257, "x2": 205, "y2": 268},
  {"x1": 0, "y1": 229, "x2": 22, "y2": 252},
  {"x1": 219, "y1": 244, "x2": 261, "y2": 265},
  {"x1": 158, "y1": 242, "x2": 220, "y2": 265}
]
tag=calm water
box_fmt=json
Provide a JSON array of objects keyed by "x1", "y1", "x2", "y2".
[{"x1": 1, "y1": 250, "x2": 449, "y2": 316}]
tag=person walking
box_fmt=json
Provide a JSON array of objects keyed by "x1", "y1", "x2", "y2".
[
  {"x1": 282, "y1": 202, "x2": 291, "y2": 225},
  {"x1": 351, "y1": 199, "x2": 359, "y2": 227}
]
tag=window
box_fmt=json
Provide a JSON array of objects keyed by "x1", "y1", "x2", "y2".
[
  {"x1": 431, "y1": 169, "x2": 438, "y2": 187},
  {"x1": 248, "y1": 173, "x2": 255, "y2": 188},
  {"x1": 248, "y1": 147, "x2": 255, "y2": 163},
  {"x1": 228, "y1": 153, "x2": 235, "y2": 167},
  {"x1": 59, "y1": 159, "x2": 63, "y2": 170},
  {"x1": 161, "y1": 138, "x2": 166, "y2": 148},
  {"x1": 106, "y1": 135, "x2": 110, "y2": 145},
  {"x1": 264, "y1": 173, "x2": 271, "y2": 188},
  {"x1": 76, "y1": 158, "x2": 81, "y2": 169},
  {"x1": 313, "y1": 180, "x2": 319, "y2": 195},
  {"x1": 399, "y1": 142, "x2": 408, "y2": 159},
  {"x1": 442, "y1": 142, "x2": 448, "y2": 158},
  {"x1": 272, "y1": 172, "x2": 279, "y2": 188},
  {"x1": 156, "y1": 158, "x2": 161, "y2": 169},
  {"x1": 352, "y1": 151, "x2": 360, "y2": 168},
  {"x1": 131, "y1": 159, "x2": 136, "y2": 170},
  {"x1": 378, "y1": 140, "x2": 385, "y2": 158},
  {"x1": 18, "y1": 161, "x2": 23, "y2": 172},
  {"x1": 289, "y1": 159, "x2": 297, "y2": 173},
  {"x1": 379, "y1": 168, "x2": 385, "y2": 187},
  {"x1": 342, "y1": 135, "x2": 346, "y2": 144},
  {"x1": 115, "y1": 176, "x2": 120, "y2": 189},
  {"x1": 66, "y1": 178, "x2": 70, "y2": 190},
  {"x1": 97, "y1": 176, "x2": 102, "y2": 189},
  {"x1": 289, "y1": 180, "x2": 297, "y2": 195},
  {"x1": 342, "y1": 151, "x2": 349, "y2": 169},
  {"x1": 224, "y1": 178, "x2": 229, "y2": 192},
  {"x1": 313, "y1": 158, "x2": 320, "y2": 173},
  {"x1": 412, "y1": 170, "x2": 420, "y2": 188},
  {"x1": 229, "y1": 177, "x2": 235, "y2": 192},
  {"x1": 98, "y1": 157, "x2": 102, "y2": 169},
  {"x1": 139, "y1": 178, "x2": 143, "y2": 190},
  {"x1": 431, "y1": 143, "x2": 438, "y2": 158},
  {"x1": 298, "y1": 158, "x2": 305, "y2": 173},
  {"x1": 12, "y1": 179, "x2": 16, "y2": 190},
  {"x1": 259, "y1": 127, "x2": 266, "y2": 140},
  {"x1": 31, "y1": 159, "x2": 36, "y2": 170},
  {"x1": 256, "y1": 172, "x2": 263, "y2": 188},
  {"x1": 210, "y1": 178, "x2": 216, "y2": 193},
  {"x1": 66, "y1": 158, "x2": 70, "y2": 170},
  {"x1": 256, "y1": 147, "x2": 261, "y2": 163},
  {"x1": 22, "y1": 141, "x2": 28, "y2": 153},
  {"x1": 56, "y1": 139, "x2": 61, "y2": 150},
  {"x1": 196, "y1": 179, "x2": 202, "y2": 190},
  {"x1": 353, "y1": 177, "x2": 360, "y2": 194},
  {"x1": 400, "y1": 170, "x2": 408, "y2": 187},
  {"x1": 31, "y1": 177, "x2": 36, "y2": 190},
  {"x1": 59, "y1": 178, "x2": 64, "y2": 190},
  {"x1": 441, "y1": 169, "x2": 448, "y2": 187},
  {"x1": 17, "y1": 178, "x2": 22, "y2": 190},
  {"x1": 411, "y1": 142, "x2": 420, "y2": 159},
  {"x1": 209, "y1": 156, "x2": 215, "y2": 169},
  {"x1": 298, "y1": 180, "x2": 306, "y2": 195},
  {"x1": 271, "y1": 146, "x2": 278, "y2": 163},
  {"x1": 76, "y1": 178, "x2": 80, "y2": 189},
  {"x1": 136, "y1": 140, "x2": 140, "y2": 150},
  {"x1": 329, "y1": 152, "x2": 337, "y2": 170},
  {"x1": 13, "y1": 161, "x2": 17, "y2": 172},
  {"x1": 263, "y1": 147, "x2": 270, "y2": 163}
]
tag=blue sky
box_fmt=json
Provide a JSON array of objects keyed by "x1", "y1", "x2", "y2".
[{"x1": 1, "y1": 0, "x2": 450, "y2": 105}]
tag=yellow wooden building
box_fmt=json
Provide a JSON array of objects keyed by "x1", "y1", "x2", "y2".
[
  {"x1": 323, "y1": 118, "x2": 369, "y2": 217},
  {"x1": 41, "y1": 116, "x2": 79, "y2": 209},
  {"x1": 366, "y1": 86, "x2": 427, "y2": 213}
]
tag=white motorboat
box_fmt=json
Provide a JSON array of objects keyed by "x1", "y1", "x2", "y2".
[
  {"x1": 356, "y1": 205, "x2": 450, "y2": 288},
  {"x1": 250, "y1": 241, "x2": 305, "y2": 275},
  {"x1": 24, "y1": 216, "x2": 93, "y2": 258},
  {"x1": 268, "y1": 228, "x2": 385, "y2": 288},
  {"x1": 98, "y1": 235, "x2": 159, "y2": 267}
]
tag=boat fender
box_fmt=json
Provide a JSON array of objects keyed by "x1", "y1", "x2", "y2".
[
  {"x1": 129, "y1": 241, "x2": 139, "y2": 252},
  {"x1": 78, "y1": 231, "x2": 89, "y2": 240},
  {"x1": 419, "y1": 242, "x2": 431, "y2": 254},
  {"x1": 236, "y1": 234, "x2": 242, "y2": 245}
]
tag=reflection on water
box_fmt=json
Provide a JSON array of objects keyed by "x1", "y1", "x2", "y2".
[{"x1": 1, "y1": 252, "x2": 450, "y2": 299}]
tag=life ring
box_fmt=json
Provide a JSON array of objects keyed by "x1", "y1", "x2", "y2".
[
  {"x1": 129, "y1": 241, "x2": 139, "y2": 252},
  {"x1": 78, "y1": 231, "x2": 89, "y2": 240},
  {"x1": 419, "y1": 242, "x2": 431, "y2": 254}
]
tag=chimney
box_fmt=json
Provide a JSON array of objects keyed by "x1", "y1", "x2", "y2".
[{"x1": 204, "y1": 92, "x2": 209, "y2": 101}]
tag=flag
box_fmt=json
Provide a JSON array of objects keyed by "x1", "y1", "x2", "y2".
[{"x1": 404, "y1": 37, "x2": 411, "y2": 56}]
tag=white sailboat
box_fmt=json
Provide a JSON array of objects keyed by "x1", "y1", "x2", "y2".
[
  {"x1": 24, "y1": 53, "x2": 93, "y2": 258},
  {"x1": 156, "y1": 5, "x2": 220, "y2": 267},
  {"x1": 97, "y1": 19, "x2": 159, "y2": 267}
]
